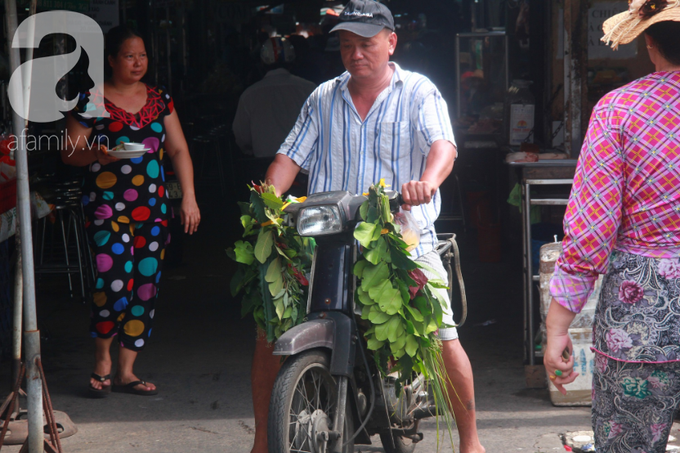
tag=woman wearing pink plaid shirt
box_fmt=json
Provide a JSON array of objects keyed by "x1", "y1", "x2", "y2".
[{"x1": 545, "y1": 3, "x2": 680, "y2": 452}]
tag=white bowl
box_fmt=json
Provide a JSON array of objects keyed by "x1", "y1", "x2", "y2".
[
  {"x1": 122, "y1": 142, "x2": 145, "y2": 151},
  {"x1": 108, "y1": 149, "x2": 148, "y2": 158}
]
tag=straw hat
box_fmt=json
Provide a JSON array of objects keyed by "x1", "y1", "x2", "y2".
[{"x1": 602, "y1": 0, "x2": 680, "y2": 49}]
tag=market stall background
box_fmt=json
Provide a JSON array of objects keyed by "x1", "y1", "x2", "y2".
[{"x1": 0, "y1": 0, "x2": 662, "y2": 449}]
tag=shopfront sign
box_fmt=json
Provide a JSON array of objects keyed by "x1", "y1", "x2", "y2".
[
  {"x1": 557, "y1": 1, "x2": 637, "y2": 60},
  {"x1": 589, "y1": 2, "x2": 637, "y2": 60}
]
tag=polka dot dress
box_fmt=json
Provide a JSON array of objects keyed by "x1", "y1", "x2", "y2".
[{"x1": 72, "y1": 85, "x2": 173, "y2": 351}]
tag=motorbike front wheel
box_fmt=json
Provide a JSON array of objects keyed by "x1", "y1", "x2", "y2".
[{"x1": 268, "y1": 349, "x2": 354, "y2": 453}]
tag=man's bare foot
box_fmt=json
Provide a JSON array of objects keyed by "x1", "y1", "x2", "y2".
[
  {"x1": 250, "y1": 438, "x2": 268, "y2": 453},
  {"x1": 460, "y1": 443, "x2": 486, "y2": 453}
]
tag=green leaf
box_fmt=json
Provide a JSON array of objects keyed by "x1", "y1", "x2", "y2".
[
  {"x1": 354, "y1": 260, "x2": 368, "y2": 278},
  {"x1": 398, "y1": 354, "x2": 414, "y2": 380},
  {"x1": 375, "y1": 322, "x2": 389, "y2": 341},
  {"x1": 361, "y1": 262, "x2": 389, "y2": 292},
  {"x1": 367, "y1": 338, "x2": 384, "y2": 350},
  {"x1": 240, "y1": 215, "x2": 256, "y2": 236},
  {"x1": 425, "y1": 317, "x2": 438, "y2": 335},
  {"x1": 427, "y1": 279, "x2": 449, "y2": 289},
  {"x1": 431, "y1": 293, "x2": 444, "y2": 326},
  {"x1": 360, "y1": 200, "x2": 369, "y2": 221},
  {"x1": 238, "y1": 201, "x2": 251, "y2": 217},
  {"x1": 268, "y1": 276, "x2": 283, "y2": 297},
  {"x1": 250, "y1": 191, "x2": 268, "y2": 223},
  {"x1": 372, "y1": 223, "x2": 383, "y2": 241},
  {"x1": 231, "y1": 267, "x2": 257, "y2": 297},
  {"x1": 369, "y1": 280, "x2": 402, "y2": 315},
  {"x1": 367, "y1": 206, "x2": 379, "y2": 224},
  {"x1": 273, "y1": 245, "x2": 290, "y2": 260},
  {"x1": 265, "y1": 257, "x2": 282, "y2": 282},
  {"x1": 396, "y1": 280, "x2": 410, "y2": 305},
  {"x1": 405, "y1": 335, "x2": 419, "y2": 357},
  {"x1": 283, "y1": 305, "x2": 293, "y2": 319},
  {"x1": 241, "y1": 289, "x2": 261, "y2": 317},
  {"x1": 381, "y1": 194, "x2": 391, "y2": 223},
  {"x1": 413, "y1": 296, "x2": 432, "y2": 317},
  {"x1": 354, "y1": 222, "x2": 378, "y2": 248},
  {"x1": 261, "y1": 192, "x2": 284, "y2": 210},
  {"x1": 368, "y1": 306, "x2": 391, "y2": 324},
  {"x1": 240, "y1": 214, "x2": 253, "y2": 227},
  {"x1": 405, "y1": 304, "x2": 424, "y2": 322},
  {"x1": 274, "y1": 297, "x2": 285, "y2": 320},
  {"x1": 386, "y1": 316, "x2": 404, "y2": 342},
  {"x1": 364, "y1": 236, "x2": 388, "y2": 265},
  {"x1": 410, "y1": 319, "x2": 426, "y2": 336},
  {"x1": 405, "y1": 319, "x2": 420, "y2": 336},
  {"x1": 356, "y1": 287, "x2": 375, "y2": 306},
  {"x1": 361, "y1": 303, "x2": 372, "y2": 319},
  {"x1": 390, "y1": 334, "x2": 406, "y2": 357},
  {"x1": 233, "y1": 241, "x2": 255, "y2": 265},
  {"x1": 388, "y1": 241, "x2": 417, "y2": 271},
  {"x1": 254, "y1": 229, "x2": 274, "y2": 263}
]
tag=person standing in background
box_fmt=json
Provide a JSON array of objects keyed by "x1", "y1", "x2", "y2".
[
  {"x1": 232, "y1": 37, "x2": 316, "y2": 185},
  {"x1": 64, "y1": 26, "x2": 200, "y2": 398}
]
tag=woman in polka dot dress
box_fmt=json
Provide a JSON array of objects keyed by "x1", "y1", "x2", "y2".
[{"x1": 62, "y1": 26, "x2": 200, "y2": 397}]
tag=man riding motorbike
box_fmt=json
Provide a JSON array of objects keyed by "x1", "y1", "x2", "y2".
[{"x1": 249, "y1": 2, "x2": 485, "y2": 452}]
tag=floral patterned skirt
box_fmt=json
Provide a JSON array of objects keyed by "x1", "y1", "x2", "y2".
[
  {"x1": 593, "y1": 250, "x2": 680, "y2": 362},
  {"x1": 592, "y1": 357, "x2": 680, "y2": 452}
]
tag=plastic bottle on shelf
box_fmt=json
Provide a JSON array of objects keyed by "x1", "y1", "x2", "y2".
[{"x1": 507, "y1": 80, "x2": 535, "y2": 146}]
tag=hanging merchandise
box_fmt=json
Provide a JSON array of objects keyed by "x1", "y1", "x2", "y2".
[{"x1": 507, "y1": 80, "x2": 535, "y2": 146}]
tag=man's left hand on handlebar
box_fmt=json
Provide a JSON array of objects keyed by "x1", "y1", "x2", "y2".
[{"x1": 401, "y1": 180, "x2": 436, "y2": 211}]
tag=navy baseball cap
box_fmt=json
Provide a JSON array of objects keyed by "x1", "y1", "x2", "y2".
[{"x1": 330, "y1": 0, "x2": 395, "y2": 38}]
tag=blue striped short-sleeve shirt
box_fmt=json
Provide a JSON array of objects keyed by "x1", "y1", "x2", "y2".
[{"x1": 278, "y1": 62, "x2": 456, "y2": 258}]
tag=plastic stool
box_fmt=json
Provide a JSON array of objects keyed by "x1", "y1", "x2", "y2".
[{"x1": 35, "y1": 183, "x2": 93, "y2": 302}]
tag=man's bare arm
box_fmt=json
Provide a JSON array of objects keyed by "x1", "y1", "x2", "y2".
[
  {"x1": 265, "y1": 154, "x2": 302, "y2": 197},
  {"x1": 401, "y1": 139, "x2": 456, "y2": 208}
]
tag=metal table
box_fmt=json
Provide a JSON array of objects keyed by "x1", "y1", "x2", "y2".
[{"x1": 509, "y1": 160, "x2": 577, "y2": 368}]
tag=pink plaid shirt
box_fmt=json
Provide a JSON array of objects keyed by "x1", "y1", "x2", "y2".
[{"x1": 551, "y1": 71, "x2": 680, "y2": 313}]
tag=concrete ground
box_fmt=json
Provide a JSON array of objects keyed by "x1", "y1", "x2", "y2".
[{"x1": 1, "y1": 190, "x2": 664, "y2": 452}]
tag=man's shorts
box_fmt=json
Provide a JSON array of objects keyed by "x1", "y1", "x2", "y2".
[{"x1": 415, "y1": 250, "x2": 458, "y2": 341}]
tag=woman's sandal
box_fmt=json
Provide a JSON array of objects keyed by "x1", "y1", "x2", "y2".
[
  {"x1": 88, "y1": 373, "x2": 112, "y2": 398},
  {"x1": 112, "y1": 380, "x2": 158, "y2": 396}
]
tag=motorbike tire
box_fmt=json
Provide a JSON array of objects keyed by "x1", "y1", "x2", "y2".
[
  {"x1": 268, "y1": 349, "x2": 354, "y2": 453},
  {"x1": 379, "y1": 427, "x2": 418, "y2": 453}
]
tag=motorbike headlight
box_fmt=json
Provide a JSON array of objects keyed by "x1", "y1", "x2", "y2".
[{"x1": 297, "y1": 206, "x2": 343, "y2": 236}]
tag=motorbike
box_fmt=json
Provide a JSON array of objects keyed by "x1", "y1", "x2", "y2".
[{"x1": 267, "y1": 190, "x2": 464, "y2": 453}]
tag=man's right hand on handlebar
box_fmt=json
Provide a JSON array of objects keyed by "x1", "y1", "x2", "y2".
[{"x1": 400, "y1": 180, "x2": 436, "y2": 211}]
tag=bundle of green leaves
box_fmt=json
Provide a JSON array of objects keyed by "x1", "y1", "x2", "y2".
[
  {"x1": 226, "y1": 184, "x2": 314, "y2": 342},
  {"x1": 354, "y1": 184, "x2": 455, "y2": 429}
]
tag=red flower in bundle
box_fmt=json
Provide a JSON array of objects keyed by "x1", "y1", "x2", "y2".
[
  {"x1": 408, "y1": 268, "x2": 429, "y2": 300},
  {"x1": 289, "y1": 265, "x2": 309, "y2": 286}
]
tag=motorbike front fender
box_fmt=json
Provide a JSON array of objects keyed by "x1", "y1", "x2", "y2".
[
  {"x1": 272, "y1": 318, "x2": 335, "y2": 357},
  {"x1": 273, "y1": 312, "x2": 356, "y2": 377}
]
